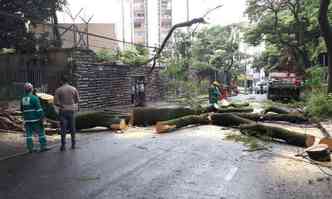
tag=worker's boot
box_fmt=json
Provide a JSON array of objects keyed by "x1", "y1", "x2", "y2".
[
  {"x1": 60, "y1": 145, "x2": 66, "y2": 151},
  {"x1": 71, "y1": 132, "x2": 76, "y2": 149},
  {"x1": 40, "y1": 146, "x2": 51, "y2": 152}
]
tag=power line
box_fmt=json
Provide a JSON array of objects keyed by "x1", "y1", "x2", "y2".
[{"x1": 0, "y1": 10, "x2": 158, "y2": 50}]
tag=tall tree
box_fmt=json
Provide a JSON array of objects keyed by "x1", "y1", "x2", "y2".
[
  {"x1": 0, "y1": 0, "x2": 66, "y2": 52},
  {"x1": 245, "y1": 0, "x2": 320, "y2": 71},
  {"x1": 319, "y1": 0, "x2": 332, "y2": 93}
]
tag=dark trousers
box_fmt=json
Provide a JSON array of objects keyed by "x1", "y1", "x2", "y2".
[{"x1": 59, "y1": 110, "x2": 76, "y2": 147}]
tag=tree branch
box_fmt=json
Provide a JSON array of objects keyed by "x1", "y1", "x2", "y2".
[{"x1": 148, "y1": 17, "x2": 206, "y2": 73}]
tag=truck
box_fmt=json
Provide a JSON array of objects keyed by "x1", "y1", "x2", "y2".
[{"x1": 267, "y1": 72, "x2": 303, "y2": 101}]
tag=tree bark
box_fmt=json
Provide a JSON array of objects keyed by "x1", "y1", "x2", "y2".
[
  {"x1": 156, "y1": 114, "x2": 210, "y2": 133},
  {"x1": 210, "y1": 113, "x2": 253, "y2": 127},
  {"x1": 148, "y1": 18, "x2": 205, "y2": 73},
  {"x1": 133, "y1": 106, "x2": 254, "y2": 126},
  {"x1": 155, "y1": 112, "x2": 315, "y2": 148},
  {"x1": 239, "y1": 123, "x2": 315, "y2": 147},
  {"x1": 319, "y1": 0, "x2": 332, "y2": 93},
  {"x1": 75, "y1": 111, "x2": 123, "y2": 130},
  {"x1": 235, "y1": 113, "x2": 309, "y2": 124},
  {"x1": 263, "y1": 106, "x2": 291, "y2": 114},
  {"x1": 133, "y1": 107, "x2": 198, "y2": 126}
]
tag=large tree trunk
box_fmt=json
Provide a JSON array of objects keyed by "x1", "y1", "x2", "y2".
[
  {"x1": 240, "y1": 123, "x2": 315, "y2": 147},
  {"x1": 133, "y1": 107, "x2": 198, "y2": 126},
  {"x1": 38, "y1": 94, "x2": 126, "y2": 130},
  {"x1": 133, "y1": 106, "x2": 253, "y2": 126},
  {"x1": 75, "y1": 111, "x2": 124, "y2": 131},
  {"x1": 155, "y1": 113, "x2": 315, "y2": 148},
  {"x1": 156, "y1": 114, "x2": 210, "y2": 133},
  {"x1": 319, "y1": 0, "x2": 332, "y2": 93},
  {"x1": 236, "y1": 113, "x2": 309, "y2": 124},
  {"x1": 210, "y1": 113, "x2": 253, "y2": 127}
]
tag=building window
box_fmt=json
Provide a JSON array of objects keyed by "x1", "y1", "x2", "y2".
[
  {"x1": 135, "y1": 31, "x2": 145, "y2": 37},
  {"x1": 161, "y1": 21, "x2": 172, "y2": 28},
  {"x1": 134, "y1": 22, "x2": 142, "y2": 28}
]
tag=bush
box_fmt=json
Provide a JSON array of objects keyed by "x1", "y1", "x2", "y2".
[
  {"x1": 96, "y1": 49, "x2": 118, "y2": 63},
  {"x1": 305, "y1": 65, "x2": 327, "y2": 91},
  {"x1": 119, "y1": 47, "x2": 149, "y2": 66},
  {"x1": 305, "y1": 91, "x2": 332, "y2": 119}
]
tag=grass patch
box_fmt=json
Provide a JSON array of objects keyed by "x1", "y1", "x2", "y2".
[{"x1": 224, "y1": 133, "x2": 270, "y2": 152}]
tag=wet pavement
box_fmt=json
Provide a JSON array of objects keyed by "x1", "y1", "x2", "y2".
[{"x1": 1, "y1": 125, "x2": 332, "y2": 199}]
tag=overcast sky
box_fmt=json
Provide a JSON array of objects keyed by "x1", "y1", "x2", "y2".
[{"x1": 58, "y1": 0, "x2": 248, "y2": 26}]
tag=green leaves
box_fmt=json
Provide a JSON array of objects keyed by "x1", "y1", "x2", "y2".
[
  {"x1": 119, "y1": 46, "x2": 149, "y2": 66},
  {"x1": 244, "y1": 0, "x2": 322, "y2": 71}
]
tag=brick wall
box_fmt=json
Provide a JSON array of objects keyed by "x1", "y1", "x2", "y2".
[
  {"x1": 0, "y1": 48, "x2": 163, "y2": 109},
  {"x1": 71, "y1": 49, "x2": 163, "y2": 111}
]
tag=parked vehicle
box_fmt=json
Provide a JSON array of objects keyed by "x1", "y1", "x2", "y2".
[
  {"x1": 254, "y1": 81, "x2": 268, "y2": 94},
  {"x1": 267, "y1": 72, "x2": 303, "y2": 101}
]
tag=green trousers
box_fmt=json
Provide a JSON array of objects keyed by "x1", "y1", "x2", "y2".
[{"x1": 25, "y1": 122, "x2": 47, "y2": 152}]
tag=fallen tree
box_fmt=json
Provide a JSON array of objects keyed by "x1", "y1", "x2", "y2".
[
  {"x1": 133, "y1": 106, "x2": 254, "y2": 126},
  {"x1": 239, "y1": 123, "x2": 315, "y2": 148},
  {"x1": 156, "y1": 113, "x2": 210, "y2": 133},
  {"x1": 155, "y1": 112, "x2": 316, "y2": 148},
  {"x1": 235, "y1": 113, "x2": 309, "y2": 124},
  {"x1": 210, "y1": 113, "x2": 253, "y2": 127},
  {"x1": 75, "y1": 111, "x2": 124, "y2": 130},
  {"x1": 37, "y1": 93, "x2": 128, "y2": 131},
  {"x1": 263, "y1": 106, "x2": 291, "y2": 114}
]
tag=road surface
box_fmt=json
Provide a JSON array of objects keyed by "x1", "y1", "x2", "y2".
[{"x1": 1, "y1": 123, "x2": 332, "y2": 199}]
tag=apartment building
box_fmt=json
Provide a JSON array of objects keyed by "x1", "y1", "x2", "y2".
[{"x1": 122, "y1": 0, "x2": 173, "y2": 48}]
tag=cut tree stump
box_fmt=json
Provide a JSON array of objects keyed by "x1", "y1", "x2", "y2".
[
  {"x1": 319, "y1": 138, "x2": 332, "y2": 150},
  {"x1": 306, "y1": 144, "x2": 331, "y2": 162},
  {"x1": 239, "y1": 123, "x2": 315, "y2": 147}
]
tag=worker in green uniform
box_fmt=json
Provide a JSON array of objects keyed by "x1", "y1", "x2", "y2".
[
  {"x1": 209, "y1": 81, "x2": 222, "y2": 106},
  {"x1": 21, "y1": 83, "x2": 49, "y2": 153}
]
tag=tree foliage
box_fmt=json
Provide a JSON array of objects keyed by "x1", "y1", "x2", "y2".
[
  {"x1": 244, "y1": 0, "x2": 322, "y2": 71},
  {"x1": 163, "y1": 24, "x2": 246, "y2": 82},
  {"x1": 120, "y1": 46, "x2": 149, "y2": 66},
  {"x1": 0, "y1": 0, "x2": 66, "y2": 52}
]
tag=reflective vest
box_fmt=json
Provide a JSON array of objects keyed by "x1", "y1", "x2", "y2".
[
  {"x1": 21, "y1": 93, "x2": 44, "y2": 123},
  {"x1": 209, "y1": 86, "x2": 221, "y2": 104}
]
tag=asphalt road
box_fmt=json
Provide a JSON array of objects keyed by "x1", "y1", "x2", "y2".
[{"x1": 1, "y1": 124, "x2": 332, "y2": 199}]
